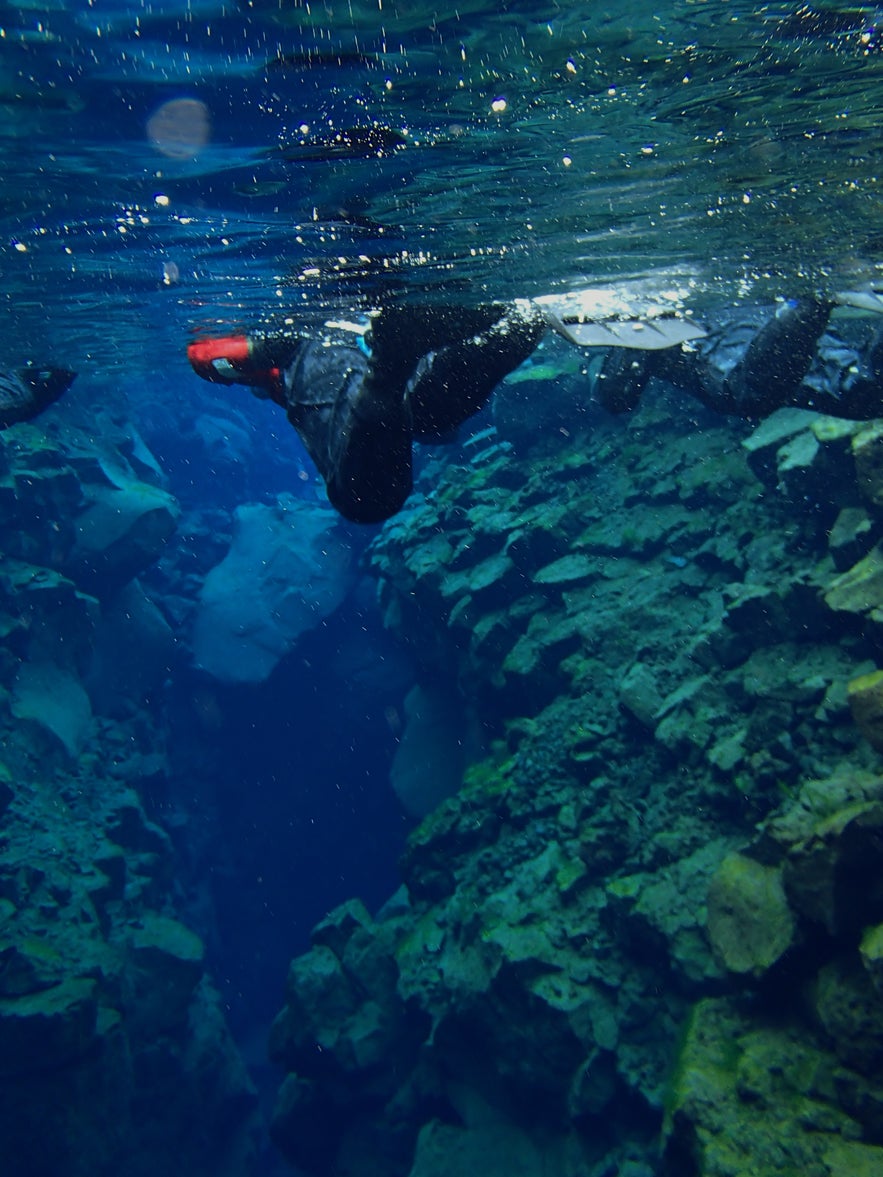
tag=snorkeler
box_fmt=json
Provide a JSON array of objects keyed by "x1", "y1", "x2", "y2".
[
  {"x1": 187, "y1": 292, "x2": 883, "y2": 524},
  {"x1": 0, "y1": 367, "x2": 75, "y2": 430},
  {"x1": 188, "y1": 302, "x2": 546, "y2": 523}
]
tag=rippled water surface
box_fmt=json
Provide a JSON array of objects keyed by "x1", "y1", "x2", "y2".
[{"x1": 2, "y1": 0, "x2": 882, "y2": 374}]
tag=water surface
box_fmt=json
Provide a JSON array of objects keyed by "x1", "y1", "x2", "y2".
[{"x1": 2, "y1": 0, "x2": 881, "y2": 376}]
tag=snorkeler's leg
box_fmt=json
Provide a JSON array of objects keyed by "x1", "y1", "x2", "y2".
[
  {"x1": 281, "y1": 342, "x2": 413, "y2": 524},
  {"x1": 366, "y1": 304, "x2": 511, "y2": 398},
  {"x1": 716, "y1": 297, "x2": 834, "y2": 415},
  {"x1": 595, "y1": 349, "x2": 660, "y2": 414},
  {"x1": 405, "y1": 301, "x2": 547, "y2": 436}
]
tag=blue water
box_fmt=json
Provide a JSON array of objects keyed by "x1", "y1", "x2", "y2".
[{"x1": 3, "y1": 2, "x2": 883, "y2": 1176}]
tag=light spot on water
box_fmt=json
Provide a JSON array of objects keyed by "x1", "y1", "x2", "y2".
[{"x1": 147, "y1": 98, "x2": 211, "y2": 160}]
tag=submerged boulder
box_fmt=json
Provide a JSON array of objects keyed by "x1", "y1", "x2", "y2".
[
  {"x1": 192, "y1": 497, "x2": 357, "y2": 684},
  {"x1": 11, "y1": 661, "x2": 93, "y2": 758},
  {"x1": 68, "y1": 480, "x2": 179, "y2": 592},
  {"x1": 706, "y1": 853, "x2": 796, "y2": 977}
]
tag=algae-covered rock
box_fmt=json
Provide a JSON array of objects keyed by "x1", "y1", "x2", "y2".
[
  {"x1": 277, "y1": 381, "x2": 883, "y2": 1177},
  {"x1": 742, "y1": 407, "x2": 826, "y2": 484},
  {"x1": 311, "y1": 898, "x2": 374, "y2": 957},
  {"x1": 607, "y1": 843, "x2": 729, "y2": 985},
  {"x1": 853, "y1": 420, "x2": 883, "y2": 508},
  {"x1": 828, "y1": 505, "x2": 875, "y2": 572},
  {"x1": 662, "y1": 995, "x2": 883, "y2": 1177},
  {"x1": 706, "y1": 853, "x2": 796, "y2": 976},
  {"x1": 618, "y1": 662, "x2": 664, "y2": 728},
  {"x1": 0, "y1": 936, "x2": 67, "y2": 996},
  {"x1": 812, "y1": 956, "x2": 883, "y2": 1075},
  {"x1": 859, "y1": 922, "x2": 883, "y2": 995},
  {"x1": 847, "y1": 669, "x2": 883, "y2": 750},
  {"x1": 533, "y1": 553, "x2": 596, "y2": 586},
  {"x1": 743, "y1": 409, "x2": 861, "y2": 505},
  {"x1": 824, "y1": 544, "x2": 883, "y2": 620},
  {"x1": 781, "y1": 797, "x2": 883, "y2": 936}
]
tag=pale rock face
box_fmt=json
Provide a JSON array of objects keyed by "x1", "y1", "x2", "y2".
[{"x1": 192, "y1": 497, "x2": 357, "y2": 683}]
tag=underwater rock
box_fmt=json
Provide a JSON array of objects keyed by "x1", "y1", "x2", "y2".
[
  {"x1": 408, "y1": 1116, "x2": 549, "y2": 1177},
  {"x1": 0, "y1": 559, "x2": 98, "y2": 674},
  {"x1": 828, "y1": 505, "x2": 875, "y2": 572},
  {"x1": 269, "y1": 901, "x2": 425, "y2": 1177},
  {"x1": 0, "y1": 414, "x2": 180, "y2": 599},
  {"x1": 87, "y1": 578, "x2": 177, "y2": 715},
  {"x1": 125, "y1": 913, "x2": 205, "y2": 1037},
  {"x1": 741, "y1": 406, "x2": 822, "y2": 483},
  {"x1": 618, "y1": 662, "x2": 665, "y2": 729},
  {"x1": 102, "y1": 787, "x2": 172, "y2": 858},
  {"x1": 11, "y1": 660, "x2": 93, "y2": 758},
  {"x1": 0, "y1": 937, "x2": 69, "y2": 997},
  {"x1": 68, "y1": 480, "x2": 180, "y2": 593},
  {"x1": 812, "y1": 957, "x2": 883, "y2": 1075},
  {"x1": 0, "y1": 977, "x2": 98, "y2": 1076},
  {"x1": 743, "y1": 409, "x2": 861, "y2": 507},
  {"x1": 721, "y1": 772, "x2": 871, "y2": 932},
  {"x1": 852, "y1": 420, "x2": 883, "y2": 508},
  {"x1": 824, "y1": 543, "x2": 883, "y2": 622},
  {"x1": 390, "y1": 684, "x2": 474, "y2": 817},
  {"x1": 273, "y1": 380, "x2": 883, "y2": 1177},
  {"x1": 662, "y1": 995, "x2": 883, "y2": 1177},
  {"x1": 847, "y1": 669, "x2": 883, "y2": 750},
  {"x1": 533, "y1": 552, "x2": 597, "y2": 586},
  {"x1": 859, "y1": 923, "x2": 883, "y2": 996},
  {"x1": 0, "y1": 772, "x2": 11, "y2": 820},
  {"x1": 705, "y1": 853, "x2": 796, "y2": 976},
  {"x1": 781, "y1": 794, "x2": 883, "y2": 937},
  {"x1": 606, "y1": 842, "x2": 729, "y2": 985},
  {"x1": 193, "y1": 497, "x2": 356, "y2": 684}
]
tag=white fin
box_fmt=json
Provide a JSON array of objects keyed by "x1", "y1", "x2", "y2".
[
  {"x1": 540, "y1": 308, "x2": 707, "y2": 350},
  {"x1": 834, "y1": 289, "x2": 883, "y2": 315}
]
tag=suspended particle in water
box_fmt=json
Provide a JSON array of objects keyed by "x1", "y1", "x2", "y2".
[{"x1": 147, "y1": 98, "x2": 211, "y2": 159}]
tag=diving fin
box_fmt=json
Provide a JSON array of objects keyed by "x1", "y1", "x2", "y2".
[
  {"x1": 535, "y1": 295, "x2": 707, "y2": 350},
  {"x1": 834, "y1": 288, "x2": 883, "y2": 315}
]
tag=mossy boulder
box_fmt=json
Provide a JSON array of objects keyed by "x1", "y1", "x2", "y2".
[{"x1": 706, "y1": 853, "x2": 796, "y2": 977}]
